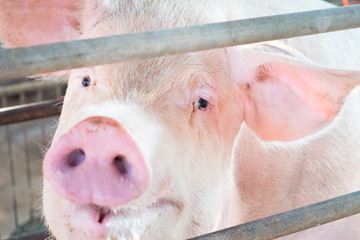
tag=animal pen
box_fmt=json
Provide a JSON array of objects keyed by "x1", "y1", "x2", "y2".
[{"x1": 0, "y1": 3, "x2": 360, "y2": 240}]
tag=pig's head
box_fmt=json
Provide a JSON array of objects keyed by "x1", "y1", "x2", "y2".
[
  {"x1": 41, "y1": 50, "x2": 243, "y2": 239},
  {"x1": 1, "y1": 0, "x2": 359, "y2": 239}
]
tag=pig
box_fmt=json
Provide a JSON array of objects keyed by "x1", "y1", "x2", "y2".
[{"x1": 1, "y1": 0, "x2": 360, "y2": 239}]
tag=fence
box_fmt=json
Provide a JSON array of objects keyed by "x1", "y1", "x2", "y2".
[
  {"x1": 0, "y1": 80, "x2": 65, "y2": 240},
  {"x1": 0, "y1": 3, "x2": 360, "y2": 240}
]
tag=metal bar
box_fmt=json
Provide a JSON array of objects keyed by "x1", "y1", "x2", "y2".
[
  {"x1": 0, "y1": 99, "x2": 63, "y2": 126},
  {"x1": 1, "y1": 5, "x2": 360, "y2": 80},
  {"x1": 0, "y1": 79, "x2": 66, "y2": 97},
  {"x1": 2, "y1": 96, "x2": 19, "y2": 229},
  {"x1": 1, "y1": 97, "x2": 5, "y2": 240},
  {"x1": 19, "y1": 93, "x2": 34, "y2": 220},
  {"x1": 55, "y1": 85, "x2": 62, "y2": 99},
  {"x1": 5, "y1": 125, "x2": 19, "y2": 229},
  {"x1": 191, "y1": 191, "x2": 360, "y2": 240},
  {"x1": 23, "y1": 120, "x2": 34, "y2": 220},
  {"x1": 37, "y1": 89, "x2": 47, "y2": 148}
]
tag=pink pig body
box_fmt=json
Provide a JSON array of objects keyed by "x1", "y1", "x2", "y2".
[{"x1": 1, "y1": 0, "x2": 360, "y2": 239}]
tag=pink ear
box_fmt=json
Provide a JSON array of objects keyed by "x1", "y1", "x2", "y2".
[
  {"x1": 228, "y1": 44, "x2": 360, "y2": 141},
  {"x1": 0, "y1": 0, "x2": 82, "y2": 47}
]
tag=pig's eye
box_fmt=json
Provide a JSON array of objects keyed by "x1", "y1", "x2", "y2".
[
  {"x1": 197, "y1": 98, "x2": 209, "y2": 110},
  {"x1": 82, "y1": 76, "x2": 91, "y2": 87}
]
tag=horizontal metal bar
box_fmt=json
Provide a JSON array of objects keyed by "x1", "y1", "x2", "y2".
[
  {"x1": 0, "y1": 80, "x2": 66, "y2": 97},
  {"x1": 0, "y1": 5, "x2": 360, "y2": 81},
  {"x1": 190, "y1": 191, "x2": 360, "y2": 240},
  {"x1": 0, "y1": 99, "x2": 63, "y2": 126}
]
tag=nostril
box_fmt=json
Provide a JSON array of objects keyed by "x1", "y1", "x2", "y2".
[
  {"x1": 113, "y1": 155, "x2": 130, "y2": 175},
  {"x1": 66, "y1": 149, "x2": 85, "y2": 167}
]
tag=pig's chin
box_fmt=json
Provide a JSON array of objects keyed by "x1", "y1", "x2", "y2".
[{"x1": 61, "y1": 199, "x2": 182, "y2": 240}]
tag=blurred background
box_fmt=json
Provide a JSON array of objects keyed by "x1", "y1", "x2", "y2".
[{"x1": 0, "y1": 78, "x2": 66, "y2": 239}]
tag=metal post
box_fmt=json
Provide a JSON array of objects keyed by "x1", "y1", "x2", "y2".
[
  {"x1": 2, "y1": 96, "x2": 19, "y2": 229},
  {"x1": 37, "y1": 89, "x2": 47, "y2": 148},
  {"x1": 19, "y1": 92, "x2": 34, "y2": 220},
  {"x1": 0, "y1": 5, "x2": 360, "y2": 80}
]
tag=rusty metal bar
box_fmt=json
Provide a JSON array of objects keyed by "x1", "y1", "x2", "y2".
[
  {"x1": 191, "y1": 191, "x2": 360, "y2": 240},
  {"x1": 0, "y1": 99, "x2": 63, "y2": 126},
  {"x1": 0, "y1": 5, "x2": 360, "y2": 80}
]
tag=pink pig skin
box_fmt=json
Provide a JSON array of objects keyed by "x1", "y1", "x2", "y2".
[{"x1": 1, "y1": 0, "x2": 360, "y2": 239}]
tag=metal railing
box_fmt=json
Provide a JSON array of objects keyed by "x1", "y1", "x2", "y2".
[
  {"x1": 0, "y1": 80, "x2": 65, "y2": 240},
  {"x1": 0, "y1": 100, "x2": 63, "y2": 126},
  {"x1": 191, "y1": 191, "x2": 360, "y2": 239},
  {"x1": 0, "y1": 5, "x2": 359, "y2": 81}
]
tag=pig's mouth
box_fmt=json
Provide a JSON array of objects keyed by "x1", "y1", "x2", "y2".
[
  {"x1": 64, "y1": 199, "x2": 183, "y2": 239},
  {"x1": 91, "y1": 204, "x2": 142, "y2": 225},
  {"x1": 93, "y1": 205, "x2": 140, "y2": 224},
  {"x1": 90, "y1": 198, "x2": 184, "y2": 224},
  {"x1": 97, "y1": 206, "x2": 110, "y2": 223}
]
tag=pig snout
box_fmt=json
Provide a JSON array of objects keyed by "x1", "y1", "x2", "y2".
[{"x1": 43, "y1": 116, "x2": 150, "y2": 207}]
